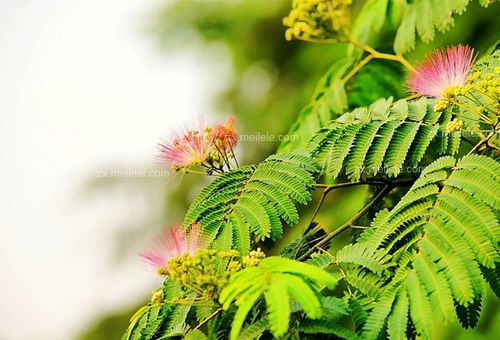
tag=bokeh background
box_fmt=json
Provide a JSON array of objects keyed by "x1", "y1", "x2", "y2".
[{"x1": 0, "y1": 0, "x2": 498, "y2": 339}]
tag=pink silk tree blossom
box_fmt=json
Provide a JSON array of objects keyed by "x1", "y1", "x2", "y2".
[
  {"x1": 408, "y1": 45, "x2": 475, "y2": 98},
  {"x1": 140, "y1": 224, "x2": 204, "y2": 272},
  {"x1": 213, "y1": 115, "x2": 239, "y2": 151},
  {"x1": 159, "y1": 118, "x2": 215, "y2": 168}
]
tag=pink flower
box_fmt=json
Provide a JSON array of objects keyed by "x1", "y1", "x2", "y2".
[
  {"x1": 141, "y1": 224, "x2": 204, "y2": 272},
  {"x1": 159, "y1": 119, "x2": 214, "y2": 168},
  {"x1": 408, "y1": 45, "x2": 475, "y2": 98},
  {"x1": 213, "y1": 116, "x2": 239, "y2": 151}
]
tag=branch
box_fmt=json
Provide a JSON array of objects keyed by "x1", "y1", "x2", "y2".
[
  {"x1": 306, "y1": 178, "x2": 413, "y2": 234},
  {"x1": 194, "y1": 307, "x2": 223, "y2": 331},
  {"x1": 299, "y1": 185, "x2": 393, "y2": 261},
  {"x1": 467, "y1": 130, "x2": 495, "y2": 156},
  {"x1": 315, "y1": 179, "x2": 386, "y2": 190}
]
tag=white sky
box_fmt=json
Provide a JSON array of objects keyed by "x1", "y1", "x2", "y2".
[{"x1": 0, "y1": 0, "x2": 230, "y2": 338}]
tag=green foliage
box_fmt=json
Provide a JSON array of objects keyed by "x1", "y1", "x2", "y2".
[
  {"x1": 278, "y1": 58, "x2": 406, "y2": 153},
  {"x1": 338, "y1": 154, "x2": 500, "y2": 339},
  {"x1": 183, "y1": 153, "x2": 319, "y2": 254},
  {"x1": 309, "y1": 96, "x2": 459, "y2": 180},
  {"x1": 391, "y1": 0, "x2": 495, "y2": 55},
  {"x1": 184, "y1": 329, "x2": 207, "y2": 340},
  {"x1": 353, "y1": 0, "x2": 497, "y2": 55},
  {"x1": 239, "y1": 319, "x2": 268, "y2": 340},
  {"x1": 122, "y1": 304, "x2": 178, "y2": 340},
  {"x1": 298, "y1": 296, "x2": 357, "y2": 339},
  {"x1": 119, "y1": 4, "x2": 500, "y2": 340},
  {"x1": 219, "y1": 256, "x2": 340, "y2": 339},
  {"x1": 347, "y1": 60, "x2": 405, "y2": 110},
  {"x1": 122, "y1": 280, "x2": 193, "y2": 340}
]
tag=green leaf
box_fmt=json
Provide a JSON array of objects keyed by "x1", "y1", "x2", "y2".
[
  {"x1": 265, "y1": 278, "x2": 290, "y2": 337},
  {"x1": 309, "y1": 97, "x2": 459, "y2": 180},
  {"x1": 387, "y1": 289, "x2": 409, "y2": 340},
  {"x1": 239, "y1": 319, "x2": 268, "y2": 340},
  {"x1": 392, "y1": 0, "x2": 485, "y2": 55},
  {"x1": 456, "y1": 296, "x2": 482, "y2": 329},
  {"x1": 340, "y1": 155, "x2": 500, "y2": 338},
  {"x1": 184, "y1": 329, "x2": 208, "y2": 340},
  {"x1": 183, "y1": 153, "x2": 319, "y2": 254},
  {"x1": 300, "y1": 319, "x2": 361, "y2": 339},
  {"x1": 220, "y1": 256, "x2": 340, "y2": 340},
  {"x1": 406, "y1": 270, "x2": 433, "y2": 339}
]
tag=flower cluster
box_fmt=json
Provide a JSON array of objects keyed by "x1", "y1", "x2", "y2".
[
  {"x1": 167, "y1": 249, "x2": 241, "y2": 299},
  {"x1": 242, "y1": 247, "x2": 266, "y2": 267},
  {"x1": 283, "y1": 0, "x2": 351, "y2": 41},
  {"x1": 408, "y1": 45, "x2": 499, "y2": 133},
  {"x1": 408, "y1": 45, "x2": 476, "y2": 112},
  {"x1": 150, "y1": 289, "x2": 164, "y2": 305},
  {"x1": 141, "y1": 225, "x2": 267, "y2": 300},
  {"x1": 461, "y1": 66, "x2": 500, "y2": 124},
  {"x1": 446, "y1": 119, "x2": 464, "y2": 133},
  {"x1": 140, "y1": 224, "x2": 204, "y2": 275},
  {"x1": 159, "y1": 116, "x2": 239, "y2": 173},
  {"x1": 164, "y1": 248, "x2": 266, "y2": 300}
]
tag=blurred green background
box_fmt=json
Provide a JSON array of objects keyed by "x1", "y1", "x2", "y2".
[{"x1": 80, "y1": 1, "x2": 500, "y2": 339}]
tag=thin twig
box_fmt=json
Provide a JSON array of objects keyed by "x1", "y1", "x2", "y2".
[
  {"x1": 487, "y1": 141, "x2": 500, "y2": 153},
  {"x1": 214, "y1": 144, "x2": 232, "y2": 170},
  {"x1": 194, "y1": 307, "x2": 223, "y2": 331},
  {"x1": 299, "y1": 185, "x2": 393, "y2": 261},
  {"x1": 305, "y1": 189, "x2": 329, "y2": 234},
  {"x1": 315, "y1": 179, "x2": 386, "y2": 190},
  {"x1": 229, "y1": 145, "x2": 239, "y2": 168},
  {"x1": 315, "y1": 178, "x2": 414, "y2": 191},
  {"x1": 185, "y1": 169, "x2": 209, "y2": 176},
  {"x1": 316, "y1": 248, "x2": 353, "y2": 296},
  {"x1": 467, "y1": 131, "x2": 495, "y2": 156},
  {"x1": 307, "y1": 179, "x2": 413, "y2": 234},
  {"x1": 346, "y1": 37, "x2": 415, "y2": 72},
  {"x1": 306, "y1": 180, "x2": 385, "y2": 234},
  {"x1": 403, "y1": 93, "x2": 421, "y2": 101},
  {"x1": 350, "y1": 225, "x2": 368, "y2": 229},
  {"x1": 341, "y1": 54, "x2": 374, "y2": 83}
]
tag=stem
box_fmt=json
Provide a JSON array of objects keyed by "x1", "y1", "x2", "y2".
[
  {"x1": 306, "y1": 180, "x2": 387, "y2": 234},
  {"x1": 307, "y1": 179, "x2": 413, "y2": 234},
  {"x1": 214, "y1": 144, "x2": 232, "y2": 170},
  {"x1": 487, "y1": 141, "x2": 500, "y2": 153},
  {"x1": 194, "y1": 307, "x2": 223, "y2": 330},
  {"x1": 341, "y1": 54, "x2": 374, "y2": 83},
  {"x1": 186, "y1": 169, "x2": 209, "y2": 176},
  {"x1": 229, "y1": 144, "x2": 240, "y2": 168},
  {"x1": 404, "y1": 94, "x2": 422, "y2": 101},
  {"x1": 347, "y1": 37, "x2": 415, "y2": 72},
  {"x1": 165, "y1": 297, "x2": 206, "y2": 305},
  {"x1": 467, "y1": 131, "x2": 495, "y2": 155},
  {"x1": 306, "y1": 190, "x2": 329, "y2": 233},
  {"x1": 315, "y1": 179, "x2": 386, "y2": 189},
  {"x1": 350, "y1": 225, "x2": 368, "y2": 229},
  {"x1": 299, "y1": 36, "x2": 415, "y2": 73},
  {"x1": 299, "y1": 185, "x2": 393, "y2": 261}
]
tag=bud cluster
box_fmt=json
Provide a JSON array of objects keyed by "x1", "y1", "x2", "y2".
[
  {"x1": 166, "y1": 248, "x2": 266, "y2": 300},
  {"x1": 283, "y1": 0, "x2": 351, "y2": 41}
]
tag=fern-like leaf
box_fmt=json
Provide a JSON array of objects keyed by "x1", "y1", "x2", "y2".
[
  {"x1": 392, "y1": 0, "x2": 493, "y2": 54},
  {"x1": 341, "y1": 155, "x2": 500, "y2": 339},
  {"x1": 456, "y1": 296, "x2": 482, "y2": 329},
  {"x1": 183, "y1": 153, "x2": 319, "y2": 254},
  {"x1": 309, "y1": 97, "x2": 459, "y2": 181},
  {"x1": 219, "y1": 257, "x2": 340, "y2": 340}
]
